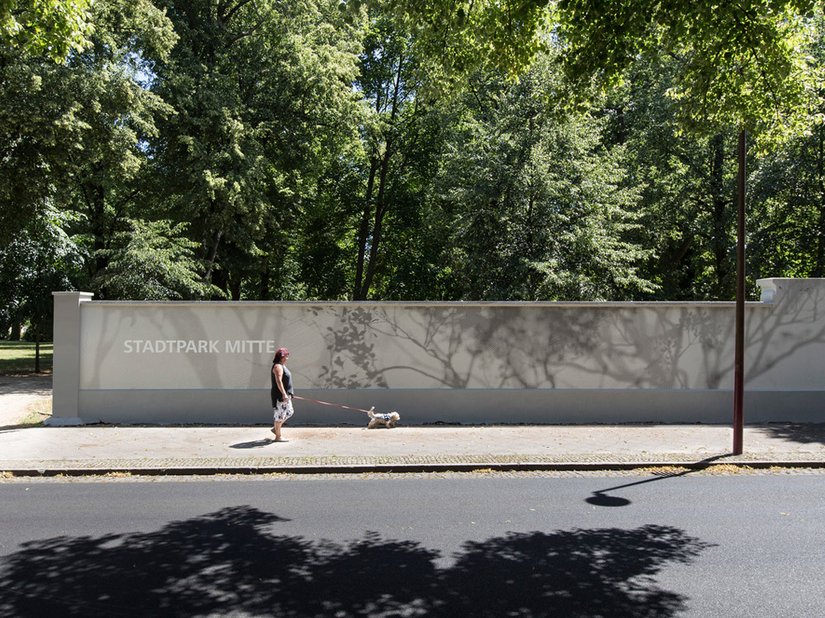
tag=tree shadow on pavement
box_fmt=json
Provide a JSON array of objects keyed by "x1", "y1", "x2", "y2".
[
  {"x1": 0, "y1": 375, "x2": 52, "y2": 396},
  {"x1": 587, "y1": 455, "x2": 730, "y2": 508},
  {"x1": 0, "y1": 505, "x2": 712, "y2": 617},
  {"x1": 758, "y1": 423, "x2": 825, "y2": 447}
]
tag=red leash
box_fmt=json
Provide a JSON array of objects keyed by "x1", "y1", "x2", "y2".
[{"x1": 292, "y1": 395, "x2": 375, "y2": 415}]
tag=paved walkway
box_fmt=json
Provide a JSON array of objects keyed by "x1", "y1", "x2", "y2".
[{"x1": 2, "y1": 377, "x2": 825, "y2": 475}]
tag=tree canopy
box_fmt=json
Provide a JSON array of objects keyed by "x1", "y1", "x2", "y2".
[
  {"x1": 1, "y1": 0, "x2": 92, "y2": 60},
  {"x1": 3, "y1": 0, "x2": 825, "y2": 340}
]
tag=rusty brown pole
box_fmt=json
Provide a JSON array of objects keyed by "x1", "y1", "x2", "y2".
[{"x1": 733, "y1": 129, "x2": 746, "y2": 455}]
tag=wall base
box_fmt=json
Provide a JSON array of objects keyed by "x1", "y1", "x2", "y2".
[
  {"x1": 44, "y1": 417, "x2": 85, "y2": 426},
  {"x1": 77, "y1": 388, "x2": 825, "y2": 425}
]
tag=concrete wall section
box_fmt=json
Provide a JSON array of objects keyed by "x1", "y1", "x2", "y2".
[
  {"x1": 52, "y1": 277, "x2": 825, "y2": 424},
  {"x1": 76, "y1": 387, "x2": 825, "y2": 425},
  {"x1": 79, "y1": 301, "x2": 760, "y2": 391}
]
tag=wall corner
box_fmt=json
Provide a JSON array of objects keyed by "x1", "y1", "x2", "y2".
[
  {"x1": 51, "y1": 292, "x2": 93, "y2": 420},
  {"x1": 756, "y1": 278, "x2": 778, "y2": 303}
]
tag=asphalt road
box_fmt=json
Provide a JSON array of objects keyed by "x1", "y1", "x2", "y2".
[{"x1": 1, "y1": 472, "x2": 823, "y2": 616}]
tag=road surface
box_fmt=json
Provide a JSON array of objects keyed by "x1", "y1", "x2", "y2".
[{"x1": 1, "y1": 472, "x2": 822, "y2": 616}]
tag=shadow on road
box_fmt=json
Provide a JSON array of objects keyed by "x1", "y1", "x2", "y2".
[
  {"x1": 0, "y1": 505, "x2": 712, "y2": 616},
  {"x1": 586, "y1": 455, "x2": 730, "y2": 508}
]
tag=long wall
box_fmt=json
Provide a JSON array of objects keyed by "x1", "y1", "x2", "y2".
[{"x1": 50, "y1": 278, "x2": 825, "y2": 425}]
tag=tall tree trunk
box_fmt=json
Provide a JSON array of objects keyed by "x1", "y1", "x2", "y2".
[
  {"x1": 203, "y1": 228, "x2": 224, "y2": 285},
  {"x1": 354, "y1": 52, "x2": 405, "y2": 301},
  {"x1": 91, "y1": 184, "x2": 109, "y2": 298},
  {"x1": 708, "y1": 133, "x2": 730, "y2": 297},
  {"x1": 360, "y1": 143, "x2": 393, "y2": 300},
  {"x1": 229, "y1": 276, "x2": 241, "y2": 301},
  {"x1": 258, "y1": 264, "x2": 271, "y2": 300},
  {"x1": 354, "y1": 158, "x2": 379, "y2": 300},
  {"x1": 814, "y1": 123, "x2": 825, "y2": 277}
]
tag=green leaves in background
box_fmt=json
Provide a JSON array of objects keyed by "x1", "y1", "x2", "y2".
[{"x1": 4, "y1": 0, "x2": 825, "y2": 340}]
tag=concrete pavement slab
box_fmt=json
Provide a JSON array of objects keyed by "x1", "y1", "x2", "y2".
[
  {"x1": 2, "y1": 424, "x2": 825, "y2": 475},
  {"x1": 3, "y1": 375, "x2": 825, "y2": 475}
]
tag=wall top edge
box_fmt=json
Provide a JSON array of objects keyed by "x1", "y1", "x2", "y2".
[
  {"x1": 80, "y1": 300, "x2": 770, "y2": 309},
  {"x1": 53, "y1": 291, "x2": 94, "y2": 297},
  {"x1": 756, "y1": 277, "x2": 825, "y2": 282}
]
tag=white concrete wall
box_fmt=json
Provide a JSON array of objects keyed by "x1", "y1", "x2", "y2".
[{"x1": 51, "y1": 278, "x2": 825, "y2": 425}]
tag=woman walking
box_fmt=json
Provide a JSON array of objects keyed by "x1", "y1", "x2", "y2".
[{"x1": 271, "y1": 347, "x2": 294, "y2": 441}]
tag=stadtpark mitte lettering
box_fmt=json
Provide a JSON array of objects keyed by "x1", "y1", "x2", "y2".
[{"x1": 123, "y1": 339, "x2": 279, "y2": 354}]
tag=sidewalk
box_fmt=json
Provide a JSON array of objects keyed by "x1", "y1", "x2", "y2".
[
  {"x1": 3, "y1": 376, "x2": 825, "y2": 476},
  {"x1": 2, "y1": 423, "x2": 825, "y2": 476}
]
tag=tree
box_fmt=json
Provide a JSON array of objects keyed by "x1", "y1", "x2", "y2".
[
  {"x1": 599, "y1": 55, "x2": 744, "y2": 300},
  {"x1": 151, "y1": 0, "x2": 365, "y2": 299},
  {"x1": 557, "y1": 1, "x2": 816, "y2": 137},
  {"x1": 0, "y1": 208, "x2": 80, "y2": 369},
  {"x1": 392, "y1": 0, "x2": 817, "y2": 136},
  {"x1": 0, "y1": 0, "x2": 91, "y2": 61},
  {"x1": 346, "y1": 7, "x2": 449, "y2": 300},
  {"x1": 433, "y1": 54, "x2": 653, "y2": 301},
  {"x1": 1, "y1": 0, "x2": 180, "y2": 300},
  {"x1": 748, "y1": 8, "x2": 825, "y2": 281}
]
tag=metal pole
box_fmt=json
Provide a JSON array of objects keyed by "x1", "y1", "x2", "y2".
[{"x1": 733, "y1": 129, "x2": 746, "y2": 455}]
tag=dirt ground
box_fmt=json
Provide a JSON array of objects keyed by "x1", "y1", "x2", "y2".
[{"x1": 0, "y1": 375, "x2": 52, "y2": 427}]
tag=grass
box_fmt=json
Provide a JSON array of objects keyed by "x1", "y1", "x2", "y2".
[
  {"x1": 17, "y1": 397, "x2": 52, "y2": 427},
  {"x1": 0, "y1": 341, "x2": 53, "y2": 375}
]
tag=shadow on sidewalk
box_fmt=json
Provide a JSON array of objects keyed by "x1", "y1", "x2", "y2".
[
  {"x1": 0, "y1": 375, "x2": 52, "y2": 397},
  {"x1": 758, "y1": 423, "x2": 825, "y2": 447},
  {"x1": 229, "y1": 438, "x2": 275, "y2": 449},
  {"x1": 0, "y1": 505, "x2": 712, "y2": 616},
  {"x1": 0, "y1": 422, "x2": 46, "y2": 432}
]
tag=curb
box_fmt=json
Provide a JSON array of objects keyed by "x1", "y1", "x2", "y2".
[{"x1": 4, "y1": 459, "x2": 825, "y2": 477}]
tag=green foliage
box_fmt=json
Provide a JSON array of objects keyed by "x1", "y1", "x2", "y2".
[
  {"x1": 746, "y1": 8, "x2": 825, "y2": 280},
  {"x1": 94, "y1": 219, "x2": 215, "y2": 299},
  {"x1": 0, "y1": 208, "x2": 81, "y2": 340},
  {"x1": 1, "y1": 0, "x2": 179, "y2": 301},
  {"x1": 4, "y1": 0, "x2": 825, "y2": 310},
  {"x1": 388, "y1": 0, "x2": 548, "y2": 73},
  {"x1": 554, "y1": 1, "x2": 819, "y2": 141},
  {"x1": 0, "y1": 0, "x2": 92, "y2": 61},
  {"x1": 395, "y1": 0, "x2": 819, "y2": 141},
  {"x1": 151, "y1": 0, "x2": 365, "y2": 298},
  {"x1": 343, "y1": 6, "x2": 452, "y2": 300},
  {"x1": 600, "y1": 54, "x2": 742, "y2": 300},
  {"x1": 432, "y1": 56, "x2": 654, "y2": 301}
]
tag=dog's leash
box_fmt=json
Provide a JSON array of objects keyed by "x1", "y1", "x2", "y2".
[{"x1": 292, "y1": 395, "x2": 376, "y2": 415}]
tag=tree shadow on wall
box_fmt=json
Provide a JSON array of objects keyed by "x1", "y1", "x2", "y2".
[
  {"x1": 0, "y1": 506, "x2": 712, "y2": 617},
  {"x1": 309, "y1": 285, "x2": 825, "y2": 395}
]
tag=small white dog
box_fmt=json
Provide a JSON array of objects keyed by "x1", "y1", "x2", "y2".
[{"x1": 367, "y1": 406, "x2": 400, "y2": 429}]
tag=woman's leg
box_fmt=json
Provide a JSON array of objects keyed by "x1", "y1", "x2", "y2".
[{"x1": 271, "y1": 400, "x2": 292, "y2": 441}]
